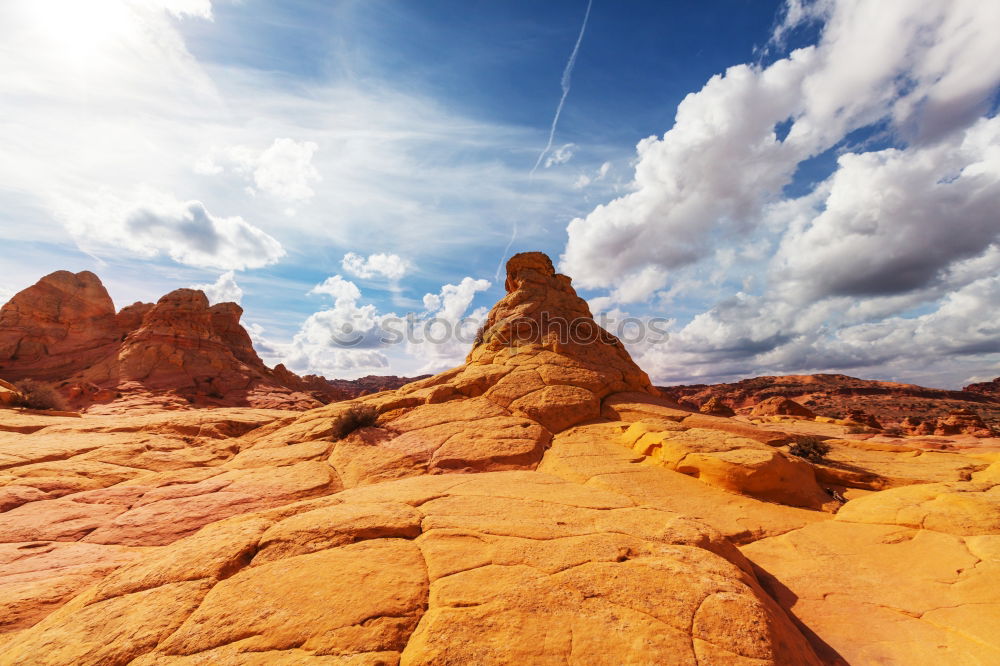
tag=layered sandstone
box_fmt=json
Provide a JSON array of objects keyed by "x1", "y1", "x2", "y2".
[
  {"x1": 0, "y1": 273, "x2": 323, "y2": 411},
  {"x1": 0, "y1": 271, "x2": 121, "y2": 382},
  {"x1": 2, "y1": 252, "x2": 999, "y2": 664}
]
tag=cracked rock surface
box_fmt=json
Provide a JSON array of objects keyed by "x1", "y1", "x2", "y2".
[{"x1": 2, "y1": 253, "x2": 999, "y2": 664}]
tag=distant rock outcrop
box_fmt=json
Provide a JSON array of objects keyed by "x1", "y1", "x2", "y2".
[
  {"x1": 924, "y1": 409, "x2": 995, "y2": 437},
  {"x1": 662, "y1": 373, "x2": 1000, "y2": 436},
  {"x1": 698, "y1": 395, "x2": 735, "y2": 417},
  {"x1": 0, "y1": 271, "x2": 121, "y2": 382},
  {"x1": 965, "y1": 376, "x2": 1000, "y2": 397},
  {"x1": 749, "y1": 396, "x2": 815, "y2": 419},
  {"x1": 0, "y1": 273, "x2": 322, "y2": 411}
]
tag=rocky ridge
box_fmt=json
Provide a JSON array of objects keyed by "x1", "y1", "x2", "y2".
[
  {"x1": 663, "y1": 373, "x2": 1000, "y2": 437},
  {"x1": 0, "y1": 272, "x2": 421, "y2": 413},
  {"x1": 0, "y1": 252, "x2": 998, "y2": 664}
]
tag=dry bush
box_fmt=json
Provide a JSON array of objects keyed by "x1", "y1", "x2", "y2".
[
  {"x1": 845, "y1": 425, "x2": 871, "y2": 434},
  {"x1": 473, "y1": 323, "x2": 487, "y2": 347},
  {"x1": 331, "y1": 404, "x2": 378, "y2": 439},
  {"x1": 13, "y1": 379, "x2": 69, "y2": 411},
  {"x1": 788, "y1": 437, "x2": 831, "y2": 463}
]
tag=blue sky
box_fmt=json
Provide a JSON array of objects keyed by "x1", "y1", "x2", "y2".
[{"x1": 1, "y1": 0, "x2": 998, "y2": 388}]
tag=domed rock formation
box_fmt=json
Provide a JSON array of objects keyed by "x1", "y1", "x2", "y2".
[
  {"x1": 844, "y1": 408, "x2": 882, "y2": 430},
  {"x1": 0, "y1": 271, "x2": 121, "y2": 382},
  {"x1": 0, "y1": 252, "x2": 842, "y2": 664},
  {"x1": 931, "y1": 408, "x2": 995, "y2": 437},
  {"x1": 699, "y1": 395, "x2": 736, "y2": 417},
  {"x1": 749, "y1": 396, "x2": 815, "y2": 419}
]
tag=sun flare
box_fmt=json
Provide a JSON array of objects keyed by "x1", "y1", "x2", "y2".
[{"x1": 14, "y1": 0, "x2": 137, "y2": 63}]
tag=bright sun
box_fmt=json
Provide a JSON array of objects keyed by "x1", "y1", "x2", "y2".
[{"x1": 14, "y1": 0, "x2": 137, "y2": 62}]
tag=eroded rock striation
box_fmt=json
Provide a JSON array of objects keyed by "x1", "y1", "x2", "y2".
[{"x1": 1, "y1": 252, "x2": 999, "y2": 664}]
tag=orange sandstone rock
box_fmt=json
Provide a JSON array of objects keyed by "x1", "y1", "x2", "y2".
[{"x1": 1, "y1": 252, "x2": 999, "y2": 664}]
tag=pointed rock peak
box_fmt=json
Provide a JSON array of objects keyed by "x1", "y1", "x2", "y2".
[
  {"x1": 467, "y1": 251, "x2": 654, "y2": 397},
  {"x1": 381, "y1": 251, "x2": 660, "y2": 435}
]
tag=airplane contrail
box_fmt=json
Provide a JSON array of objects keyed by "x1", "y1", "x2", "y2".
[
  {"x1": 496, "y1": 0, "x2": 594, "y2": 281},
  {"x1": 530, "y1": 0, "x2": 593, "y2": 176}
]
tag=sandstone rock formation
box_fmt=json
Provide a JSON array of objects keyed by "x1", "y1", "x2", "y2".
[
  {"x1": 0, "y1": 380, "x2": 20, "y2": 408},
  {"x1": 698, "y1": 395, "x2": 735, "y2": 416},
  {"x1": 843, "y1": 408, "x2": 882, "y2": 430},
  {"x1": 662, "y1": 373, "x2": 1000, "y2": 436},
  {"x1": 0, "y1": 272, "x2": 397, "y2": 413},
  {"x1": 749, "y1": 396, "x2": 816, "y2": 419},
  {"x1": 928, "y1": 408, "x2": 995, "y2": 437},
  {"x1": 0, "y1": 271, "x2": 121, "y2": 382},
  {"x1": 1, "y1": 252, "x2": 999, "y2": 664},
  {"x1": 964, "y1": 375, "x2": 1000, "y2": 397}
]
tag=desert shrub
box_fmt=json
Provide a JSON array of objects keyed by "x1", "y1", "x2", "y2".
[
  {"x1": 845, "y1": 424, "x2": 870, "y2": 434},
  {"x1": 788, "y1": 437, "x2": 831, "y2": 463},
  {"x1": 331, "y1": 404, "x2": 378, "y2": 439},
  {"x1": 883, "y1": 425, "x2": 905, "y2": 437},
  {"x1": 13, "y1": 379, "x2": 68, "y2": 411},
  {"x1": 473, "y1": 323, "x2": 487, "y2": 347}
]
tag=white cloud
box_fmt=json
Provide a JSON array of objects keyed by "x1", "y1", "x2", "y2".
[
  {"x1": 341, "y1": 252, "x2": 409, "y2": 281},
  {"x1": 0, "y1": 285, "x2": 14, "y2": 305},
  {"x1": 198, "y1": 138, "x2": 321, "y2": 203},
  {"x1": 544, "y1": 143, "x2": 576, "y2": 168},
  {"x1": 309, "y1": 275, "x2": 362, "y2": 304},
  {"x1": 276, "y1": 275, "x2": 390, "y2": 375},
  {"x1": 609, "y1": 265, "x2": 668, "y2": 304},
  {"x1": 408, "y1": 277, "x2": 491, "y2": 372},
  {"x1": 773, "y1": 117, "x2": 1000, "y2": 302},
  {"x1": 264, "y1": 274, "x2": 491, "y2": 377},
  {"x1": 160, "y1": 0, "x2": 213, "y2": 20},
  {"x1": 62, "y1": 191, "x2": 285, "y2": 271},
  {"x1": 250, "y1": 138, "x2": 320, "y2": 201},
  {"x1": 562, "y1": 0, "x2": 1000, "y2": 290},
  {"x1": 192, "y1": 270, "x2": 242, "y2": 305},
  {"x1": 562, "y1": 0, "x2": 1000, "y2": 388},
  {"x1": 423, "y1": 277, "x2": 491, "y2": 323},
  {"x1": 573, "y1": 161, "x2": 612, "y2": 189}
]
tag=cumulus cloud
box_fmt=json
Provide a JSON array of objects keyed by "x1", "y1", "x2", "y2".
[
  {"x1": 562, "y1": 0, "x2": 1000, "y2": 292},
  {"x1": 191, "y1": 270, "x2": 243, "y2": 305},
  {"x1": 341, "y1": 252, "x2": 409, "y2": 281},
  {"x1": 560, "y1": 0, "x2": 1000, "y2": 387},
  {"x1": 63, "y1": 192, "x2": 285, "y2": 271},
  {"x1": 274, "y1": 275, "x2": 391, "y2": 375},
  {"x1": 263, "y1": 274, "x2": 491, "y2": 377},
  {"x1": 197, "y1": 138, "x2": 321, "y2": 203},
  {"x1": 409, "y1": 277, "x2": 492, "y2": 373},
  {"x1": 774, "y1": 117, "x2": 1000, "y2": 302},
  {"x1": 309, "y1": 275, "x2": 362, "y2": 303}
]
